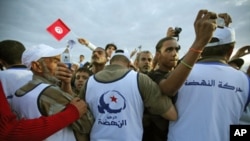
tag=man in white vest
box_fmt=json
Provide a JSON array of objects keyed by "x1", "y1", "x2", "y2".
[
  {"x1": 168, "y1": 16, "x2": 250, "y2": 141},
  {"x1": 81, "y1": 48, "x2": 177, "y2": 141},
  {"x1": 13, "y1": 44, "x2": 92, "y2": 141},
  {"x1": 0, "y1": 40, "x2": 32, "y2": 106},
  {"x1": 80, "y1": 9, "x2": 219, "y2": 140}
]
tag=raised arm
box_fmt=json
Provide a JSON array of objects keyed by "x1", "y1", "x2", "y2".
[
  {"x1": 159, "y1": 9, "x2": 217, "y2": 96},
  {"x1": 231, "y1": 45, "x2": 250, "y2": 60},
  {"x1": 78, "y1": 38, "x2": 97, "y2": 51}
]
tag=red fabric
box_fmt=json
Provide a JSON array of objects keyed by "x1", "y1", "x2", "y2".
[
  {"x1": 46, "y1": 18, "x2": 70, "y2": 41},
  {"x1": 0, "y1": 82, "x2": 79, "y2": 141}
]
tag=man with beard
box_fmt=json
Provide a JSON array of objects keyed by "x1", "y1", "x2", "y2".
[
  {"x1": 13, "y1": 44, "x2": 93, "y2": 141},
  {"x1": 0, "y1": 40, "x2": 89, "y2": 141},
  {"x1": 134, "y1": 50, "x2": 153, "y2": 74},
  {"x1": 80, "y1": 9, "x2": 219, "y2": 141},
  {"x1": 89, "y1": 47, "x2": 108, "y2": 74}
]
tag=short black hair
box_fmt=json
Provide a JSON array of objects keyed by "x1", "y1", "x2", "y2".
[
  {"x1": 0, "y1": 40, "x2": 25, "y2": 65},
  {"x1": 135, "y1": 50, "x2": 153, "y2": 62},
  {"x1": 105, "y1": 43, "x2": 117, "y2": 51},
  {"x1": 94, "y1": 47, "x2": 108, "y2": 58},
  {"x1": 155, "y1": 37, "x2": 177, "y2": 52},
  {"x1": 201, "y1": 42, "x2": 235, "y2": 57}
]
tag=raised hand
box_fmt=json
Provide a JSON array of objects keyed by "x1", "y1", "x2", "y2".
[
  {"x1": 55, "y1": 62, "x2": 73, "y2": 83},
  {"x1": 166, "y1": 27, "x2": 175, "y2": 37},
  {"x1": 193, "y1": 9, "x2": 217, "y2": 48},
  {"x1": 78, "y1": 38, "x2": 97, "y2": 51},
  {"x1": 231, "y1": 45, "x2": 250, "y2": 59},
  {"x1": 56, "y1": 62, "x2": 74, "y2": 94},
  {"x1": 218, "y1": 13, "x2": 232, "y2": 27},
  {"x1": 78, "y1": 38, "x2": 89, "y2": 46}
]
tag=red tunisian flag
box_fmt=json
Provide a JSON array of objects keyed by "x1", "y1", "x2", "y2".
[{"x1": 46, "y1": 19, "x2": 70, "y2": 41}]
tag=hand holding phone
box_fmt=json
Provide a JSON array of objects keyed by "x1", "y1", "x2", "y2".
[
  {"x1": 217, "y1": 17, "x2": 225, "y2": 28},
  {"x1": 61, "y1": 48, "x2": 71, "y2": 69},
  {"x1": 218, "y1": 13, "x2": 232, "y2": 27}
]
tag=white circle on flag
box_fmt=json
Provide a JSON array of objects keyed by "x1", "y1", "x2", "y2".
[{"x1": 55, "y1": 26, "x2": 63, "y2": 34}]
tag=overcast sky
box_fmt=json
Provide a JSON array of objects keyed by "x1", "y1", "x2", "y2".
[{"x1": 1, "y1": 0, "x2": 250, "y2": 70}]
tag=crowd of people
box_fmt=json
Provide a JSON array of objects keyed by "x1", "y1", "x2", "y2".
[{"x1": 0, "y1": 9, "x2": 250, "y2": 141}]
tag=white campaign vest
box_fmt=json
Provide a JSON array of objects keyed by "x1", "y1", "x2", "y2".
[
  {"x1": 86, "y1": 70, "x2": 144, "y2": 141},
  {"x1": 0, "y1": 68, "x2": 32, "y2": 106},
  {"x1": 12, "y1": 83, "x2": 76, "y2": 141},
  {"x1": 168, "y1": 63, "x2": 250, "y2": 141}
]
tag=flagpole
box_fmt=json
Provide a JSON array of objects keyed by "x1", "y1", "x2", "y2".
[{"x1": 71, "y1": 30, "x2": 80, "y2": 38}]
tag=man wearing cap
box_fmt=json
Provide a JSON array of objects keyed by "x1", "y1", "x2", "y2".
[
  {"x1": 0, "y1": 40, "x2": 90, "y2": 141},
  {"x1": 167, "y1": 25, "x2": 250, "y2": 141},
  {"x1": 13, "y1": 44, "x2": 93, "y2": 141},
  {"x1": 79, "y1": 9, "x2": 222, "y2": 141}
]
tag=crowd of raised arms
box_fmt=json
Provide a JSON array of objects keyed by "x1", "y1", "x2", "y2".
[{"x1": 0, "y1": 9, "x2": 249, "y2": 141}]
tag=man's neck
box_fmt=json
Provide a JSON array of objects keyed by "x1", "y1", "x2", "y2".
[
  {"x1": 158, "y1": 65, "x2": 174, "y2": 73},
  {"x1": 198, "y1": 56, "x2": 228, "y2": 64},
  {"x1": 92, "y1": 64, "x2": 105, "y2": 74},
  {"x1": 7, "y1": 64, "x2": 27, "y2": 69}
]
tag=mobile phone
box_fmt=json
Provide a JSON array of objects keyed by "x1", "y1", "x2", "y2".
[
  {"x1": 217, "y1": 17, "x2": 225, "y2": 27},
  {"x1": 61, "y1": 48, "x2": 71, "y2": 69}
]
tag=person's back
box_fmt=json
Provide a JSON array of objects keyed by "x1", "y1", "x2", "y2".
[
  {"x1": 81, "y1": 9, "x2": 220, "y2": 141},
  {"x1": 168, "y1": 63, "x2": 249, "y2": 141},
  {"x1": 82, "y1": 49, "x2": 177, "y2": 141},
  {"x1": 0, "y1": 40, "x2": 32, "y2": 105},
  {"x1": 168, "y1": 26, "x2": 250, "y2": 141},
  {"x1": 86, "y1": 69, "x2": 144, "y2": 140}
]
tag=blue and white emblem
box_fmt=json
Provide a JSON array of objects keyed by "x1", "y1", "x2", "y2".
[{"x1": 98, "y1": 90, "x2": 126, "y2": 114}]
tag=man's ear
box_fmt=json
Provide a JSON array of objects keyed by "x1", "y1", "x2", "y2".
[
  {"x1": 31, "y1": 61, "x2": 43, "y2": 73},
  {"x1": 227, "y1": 46, "x2": 235, "y2": 61},
  {"x1": 155, "y1": 51, "x2": 160, "y2": 60},
  {"x1": 134, "y1": 59, "x2": 138, "y2": 68},
  {"x1": 0, "y1": 59, "x2": 7, "y2": 68}
]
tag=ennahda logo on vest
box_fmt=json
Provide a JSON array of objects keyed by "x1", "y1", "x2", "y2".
[{"x1": 98, "y1": 90, "x2": 126, "y2": 114}]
